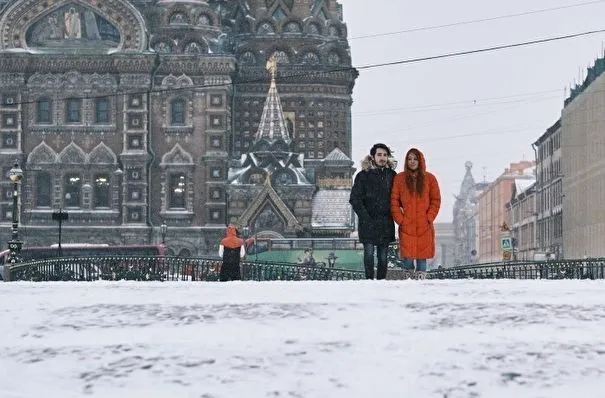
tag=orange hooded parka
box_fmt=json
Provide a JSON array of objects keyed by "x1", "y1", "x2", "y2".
[{"x1": 390, "y1": 148, "x2": 441, "y2": 259}]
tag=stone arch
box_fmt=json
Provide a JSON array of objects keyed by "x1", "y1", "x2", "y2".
[
  {"x1": 182, "y1": 38, "x2": 209, "y2": 55},
  {"x1": 27, "y1": 73, "x2": 60, "y2": 88},
  {"x1": 255, "y1": 230, "x2": 284, "y2": 240},
  {"x1": 88, "y1": 73, "x2": 119, "y2": 90},
  {"x1": 161, "y1": 143, "x2": 194, "y2": 166},
  {"x1": 178, "y1": 248, "x2": 192, "y2": 257},
  {"x1": 237, "y1": 47, "x2": 258, "y2": 65},
  {"x1": 150, "y1": 36, "x2": 175, "y2": 54},
  {"x1": 267, "y1": 46, "x2": 294, "y2": 65},
  {"x1": 321, "y1": 44, "x2": 350, "y2": 66},
  {"x1": 192, "y1": 7, "x2": 218, "y2": 27},
  {"x1": 0, "y1": 0, "x2": 148, "y2": 52},
  {"x1": 326, "y1": 20, "x2": 347, "y2": 38},
  {"x1": 60, "y1": 71, "x2": 86, "y2": 89},
  {"x1": 281, "y1": 18, "x2": 303, "y2": 34},
  {"x1": 255, "y1": 19, "x2": 276, "y2": 35},
  {"x1": 161, "y1": 4, "x2": 190, "y2": 25},
  {"x1": 299, "y1": 45, "x2": 321, "y2": 65},
  {"x1": 161, "y1": 73, "x2": 194, "y2": 88},
  {"x1": 89, "y1": 142, "x2": 117, "y2": 164},
  {"x1": 27, "y1": 141, "x2": 57, "y2": 165},
  {"x1": 242, "y1": 167, "x2": 268, "y2": 185},
  {"x1": 57, "y1": 141, "x2": 87, "y2": 164},
  {"x1": 303, "y1": 17, "x2": 324, "y2": 35}
]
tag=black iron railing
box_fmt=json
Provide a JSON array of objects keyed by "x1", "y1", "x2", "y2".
[
  {"x1": 4, "y1": 255, "x2": 365, "y2": 282},
  {"x1": 4, "y1": 255, "x2": 605, "y2": 282},
  {"x1": 427, "y1": 259, "x2": 605, "y2": 280}
]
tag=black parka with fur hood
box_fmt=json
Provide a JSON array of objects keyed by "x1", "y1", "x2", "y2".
[{"x1": 349, "y1": 155, "x2": 397, "y2": 245}]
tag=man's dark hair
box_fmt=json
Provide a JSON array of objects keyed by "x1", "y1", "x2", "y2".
[{"x1": 370, "y1": 143, "x2": 392, "y2": 157}]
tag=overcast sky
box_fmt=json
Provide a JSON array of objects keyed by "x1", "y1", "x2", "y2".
[{"x1": 342, "y1": 0, "x2": 605, "y2": 222}]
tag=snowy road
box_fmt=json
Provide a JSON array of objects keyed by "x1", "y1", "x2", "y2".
[{"x1": 1, "y1": 280, "x2": 604, "y2": 397}]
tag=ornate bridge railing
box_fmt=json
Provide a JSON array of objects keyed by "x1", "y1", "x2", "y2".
[
  {"x1": 4, "y1": 255, "x2": 605, "y2": 282},
  {"x1": 427, "y1": 258, "x2": 605, "y2": 280},
  {"x1": 3, "y1": 255, "x2": 365, "y2": 282}
]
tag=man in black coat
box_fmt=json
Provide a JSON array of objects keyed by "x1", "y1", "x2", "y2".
[{"x1": 349, "y1": 143, "x2": 397, "y2": 279}]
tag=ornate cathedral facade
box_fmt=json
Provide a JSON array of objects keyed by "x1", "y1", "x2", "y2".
[{"x1": 0, "y1": 0, "x2": 356, "y2": 256}]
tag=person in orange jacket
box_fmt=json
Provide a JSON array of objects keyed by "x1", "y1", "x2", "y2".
[
  {"x1": 390, "y1": 148, "x2": 441, "y2": 279},
  {"x1": 218, "y1": 225, "x2": 246, "y2": 281}
]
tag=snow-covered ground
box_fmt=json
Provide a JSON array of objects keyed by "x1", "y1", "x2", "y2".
[{"x1": 1, "y1": 280, "x2": 605, "y2": 398}]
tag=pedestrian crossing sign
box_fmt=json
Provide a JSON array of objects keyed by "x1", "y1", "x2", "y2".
[{"x1": 500, "y1": 237, "x2": 513, "y2": 250}]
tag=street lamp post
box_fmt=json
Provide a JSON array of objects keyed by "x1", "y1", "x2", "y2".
[
  {"x1": 7, "y1": 162, "x2": 23, "y2": 264},
  {"x1": 52, "y1": 206, "x2": 68, "y2": 257},
  {"x1": 160, "y1": 222, "x2": 167, "y2": 245}
]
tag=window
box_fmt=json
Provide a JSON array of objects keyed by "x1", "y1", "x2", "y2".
[
  {"x1": 130, "y1": 95, "x2": 142, "y2": 108},
  {"x1": 211, "y1": 136, "x2": 222, "y2": 148},
  {"x1": 66, "y1": 98, "x2": 81, "y2": 123},
  {"x1": 198, "y1": 14, "x2": 211, "y2": 26},
  {"x1": 95, "y1": 98, "x2": 109, "y2": 124},
  {"x1": 211, "y1": 168, "x2": 221, "y2": 179},
  {"x1": 171, "y1": 99, "x2": 185, "y2": 125},
  {"x1": 36, "y1": 172, "x2": 52, "y2": 207},
  {"x1": 210, "y1": 94, "x2": 222, "y2": 106},
  {"x1": 2, "y1": 134, "x2": 16, "y2": 148},
  {"x1": 129, "y1": 208, "x2": 141, "y2": 221},
  {"x1": 93, "y1": 174, "x2": 110, "y2": 208},
  {"x1": 211, "y1": 189, "x2": 221, "y2": 200},
  {"x1": 129, "y1": 168, "x2": 142, "y2": 181},
  {"x1": 129, "y1": 187, "x2": 141, "y2": 201},
  {"x1": 127, "y1": 135, "x2": 143, "y2": 149},
  {"x1": 210, "y1": 209, "x2": 222, "y2": 221},
  {"x1": 2, "y1": 93, "x2": 17, "y2": 107},
  {"x1": 210, "y1": 115, "x2": 222, "y2": 127},
  {"x1": 169, "y1": 173, "x2": 187, "y2": 208},
  {"x1": 37, "y1": 98, "x2": 52, "y2": 124},
  {"x1": 128, "y1": 114, "x2": 142, "y2": 129},
  {"x1": 64, "y1": 173, "x2": 81, "y2": 207},
  {"x1": 2, "y1": 113, "x2": 16, "y2": 128}
]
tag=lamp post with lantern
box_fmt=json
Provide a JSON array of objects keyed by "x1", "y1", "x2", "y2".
[
  {"x1": 160, "y1": 222, "x2": 168, "y2": 245},
  {"x1": 7, "y1": 161, "x2": 23, "y2": 264}
]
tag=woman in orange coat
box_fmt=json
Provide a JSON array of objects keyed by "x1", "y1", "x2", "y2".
[{"x1": 390, "y1": 148, "x2": 441, "y2": 279}]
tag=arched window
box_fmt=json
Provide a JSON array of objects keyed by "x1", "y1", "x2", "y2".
[
  {"x1": 240, "y1": 51, "x2": 256, "y2": 65},
  {"x1": 171, "y1": 99, "x2": 185, "y2": 125},
  {"x1": 178, "y1": 248, "x2": 192, "y2": 257},
  {"x1": 93, "y1": 173, "x2": 110, "y2": 208},
  {"x1": 257, "y1": 22, "x2": 275, "y2": 35},
  {"x1": 37, "y1": 98, "x2": 52, "y2": 124},
  {"x1": 66, "y1": 98, "x2": 81, "y2": 123},
  {"x1": 327, "y1": 52, "x2": 341, "y2": 65},
  {"x1": 154, "y1": 42, "x2": 171, "y2": 53},
  {"x1": 198, "y1": 14, "x2": 211, "y2": 26},
  {"x1": 170, "y1": 13, "x2": 186, "y2": 24},
  {"x1": 64, "y1": 173, "x2": 81, "y2": 207},
  {"x1": 272, "y1": 50, "x2": 290, "y2": 64},
  {"x1": 36, "y1": 171, "x2": 52, "y2": 207},
  {"x1": 302, "y1": 52, "x2": 320, "y2": 65},
  {"x1": 169, "y1": 173, "x2": 187, "y2": 208},
  {"x1": 284, "y1": 22, "x2": 302, "y2": 33},
  {"x1": 308, "y1": 23, "x2": 320, "y2": 35}
]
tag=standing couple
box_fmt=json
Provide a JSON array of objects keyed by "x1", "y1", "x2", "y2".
[{"x1": 349, "y1": 143, "x2": 441, "y2": 280}]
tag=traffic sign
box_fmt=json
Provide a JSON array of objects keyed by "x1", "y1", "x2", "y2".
[{"x1": 500, "y1": 237, "x2": 513, "y2": 250}]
